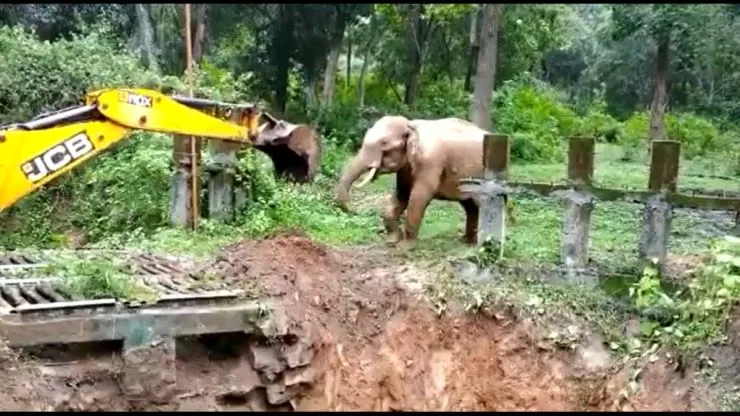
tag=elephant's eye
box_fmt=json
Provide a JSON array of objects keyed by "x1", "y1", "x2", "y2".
[{"x1": 402, "y1": 131, "x2": 410, "y2": 139}]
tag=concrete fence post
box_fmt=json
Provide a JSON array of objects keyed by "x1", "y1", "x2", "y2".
[
  {"x1": 477, "y1": 134, "x2": 510, "y2": 255},
  {"x1": 560, "y1": 136, "x2": 596, "y2": 271},
  {"x1": 170, "y1": 136, "x2": 202, "y2": 228},
  {"x1": 207, "y1": 107, "x2": 246, "y2": 221},
  {"x1": 639, "y1": 140, "x2": 681, "y2": 273}
]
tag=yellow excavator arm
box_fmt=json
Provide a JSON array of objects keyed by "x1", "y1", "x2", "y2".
[{"x1": 0, "y1": 88, "x2": 281, "y2": 213}]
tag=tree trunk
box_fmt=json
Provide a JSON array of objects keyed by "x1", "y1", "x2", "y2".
[
  {"x1": 358, "y1": 12, "x2": 379, "y2": 108},
  {"x1": 403, "y1": 4, "x2": 424, "y2": 107},
  {"x1": 154, "y1": 5, "x2": 168, "y2": 63},
  {"x1": 470, "y1": 4, "x2": 502, "y2": 130},
  {"x1": 346, "y1": 25, "x2": 352, "y2": 89},
  {"x1": 321, "y1": 44, "x2": 342, "y2": 106},
  {"x1": 464, "y1": 5, "x2": 481, "y2": 92},
  {"x1": 649, "y1": 34, "x2": 670, "y2": 143},
  {"x1": 305, "y1": 72, "x2": 318, "y2": 108},
  {"x1": 358, "y1": 54, "x2": 371, "y2": 108},
  {"x1": 135, "y1": 4, "x2": 159, "y2": 73},
  {"x1": 321, "y1": 11, "x2": 347, "y2": 107},
  {"x1": 192, "y1": 4, "x2": 207, "y2": 63},
  {"x1": 273, "y1": 5, "x2": 294, "y2": 114}
]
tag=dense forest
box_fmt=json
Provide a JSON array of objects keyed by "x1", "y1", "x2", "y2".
[{"x1": 0, "y1": 3, "x2": 739, "y2": 248}]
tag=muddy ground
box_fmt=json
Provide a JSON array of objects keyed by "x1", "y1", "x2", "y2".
[{"x1": 0, "y1": 232, "x2": 731, "y2": 411}]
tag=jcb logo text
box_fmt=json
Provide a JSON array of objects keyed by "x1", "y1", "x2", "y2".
[
  {"x1": 21, "y1": 133, "x2": 95, "y2": 183},
  {"x1": 119, "y1": 92, "x2": 153, "y2": 108}
]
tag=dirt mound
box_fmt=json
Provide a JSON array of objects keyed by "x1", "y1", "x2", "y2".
[
  {"x1": 0, "y1": 232, "x2": 718, "y2": 411},
  {"x1": 202, "y1": 232, "x2": 711, "y2": 411},
  {"x1": 208, "y1": 231, "x2": 404, "y2": 342}
]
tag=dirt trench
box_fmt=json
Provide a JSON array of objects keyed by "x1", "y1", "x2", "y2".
[{"x1": 0, "y1": 232, "x2": 718, "y2": 411}]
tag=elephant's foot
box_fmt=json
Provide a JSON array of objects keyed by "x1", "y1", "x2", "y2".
[
  {"x1": 397, "y1": 238, "x2": 417, "y2": 251},
  {"x1": 386, "y1": 230, "x2": 403, "y2": 245}
]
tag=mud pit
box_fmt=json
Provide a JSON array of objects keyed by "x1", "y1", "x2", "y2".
[{"x1": 0, "y1": 232, "x2": 717, "y2": 411}]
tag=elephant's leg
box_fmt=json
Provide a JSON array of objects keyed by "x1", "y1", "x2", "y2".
[
  {"x1": 404, "y1": 181, "x2": 438, "y2": 243},
  {"x1": 383, "y1": 193, "x2": 409, "y2": 244},
  {"x1": 459, "y1": 198, "x2": 479, "y2": 245},
  {"x1": 383, "y1": 170, "x2": 412, "y2": 244}
]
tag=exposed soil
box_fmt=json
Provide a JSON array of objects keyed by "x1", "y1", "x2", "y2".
[{"x1": 0, "y1": 231, "x2": 728, "y2": 411}]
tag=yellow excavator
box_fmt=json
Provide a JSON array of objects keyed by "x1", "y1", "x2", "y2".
[{"x1": 0, "y1": 88, "x2": 321, "y2": 213}]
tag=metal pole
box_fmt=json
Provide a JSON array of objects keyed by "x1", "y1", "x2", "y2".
[{"x1": 184, "y1": 3, "x2": 199, "y2": 230}]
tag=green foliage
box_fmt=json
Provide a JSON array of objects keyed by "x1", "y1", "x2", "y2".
[
  {"x1": 620, "y1": 111, "x2": 650, "y2": 149},
  {"x1": 0, "y1": 25, "x2": 160, "y2": 124},
  {"x1": 494, "y1": 76, "x2": 577, "y2": 162},
  {"x1": 620, "y1": 110, "x2": 735, "y2": 160},
  {"x1": 498, "y1": 4, "x2": 571, "y2": 83},
  {"x1": 579, "y1": 100, "x2": 622, "y2": 143},
  {"x1": 666, "y1": 113, "x2": 722, "y2": 158},
  {"x1": 415, "y1": 79, "x2": 470, "y2": 119},
  {"x1": 1, "y1": 4, "x2": 739, "y2": 255},
  {"x1": 67, "y1": 133, "x2": 173, "y2": 241},
  {"x1": 629, "y1": 236, "x2": 740, "y2": 353},
  {"x1": 48, "y1": 256, "x2": 156, "y2": 301}
]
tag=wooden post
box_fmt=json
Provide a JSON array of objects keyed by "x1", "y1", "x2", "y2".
[
  {"x1": 648, "y1": 140, "x2": 680, "y2": 193},
  {"x1": 171, "y1": 4, "x2": 201, "y2": 229},
  {"x1": 639, "y1": 140, "x2": 681, "y2": 273},
  {"x1": 567, "y1": 136, "x2": 595, "y2": 186},
  {"x1": 185, "y1": 4, "x2": 199, "y2": 230},
  {"x1": 483, "y1": 133, "x2": 509, "y2": 181},
  {"x1": 560, "y1": 137, "x2": 596, "y2": 273},
  {"x1": 477, "y1": 134, "x2": 510, "y2": 255}
]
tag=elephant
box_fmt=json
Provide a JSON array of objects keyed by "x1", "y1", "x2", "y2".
[
  {"x1": 334, "y1": 115, "x2": 491, "y2": 246},
  {"x1": 253, "y1": 119, "x2": 322, "y2": 184}
]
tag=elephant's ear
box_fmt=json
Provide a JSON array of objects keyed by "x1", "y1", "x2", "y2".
[{"x1": 405, "y1": 121, "x2": 424, "y2": 174}]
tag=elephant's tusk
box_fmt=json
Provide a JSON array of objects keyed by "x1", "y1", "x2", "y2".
[{"x1": 354, "y1": 167, "x2": 378, "y2": 188}]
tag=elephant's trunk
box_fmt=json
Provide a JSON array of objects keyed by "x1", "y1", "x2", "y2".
[{"x1": 335, "y1": 154, "x2": 371, "y2": 212}]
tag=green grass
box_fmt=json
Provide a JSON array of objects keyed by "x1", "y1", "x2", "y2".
[
  {"x1": 99, "y1": 143, "x2": 735, "y2": 275},
  {"x1": 45, "y1": 256, "x2": 157, "y2": 302},
  {"x1": 511, "y1": 144, "x2": 739, "y2": 191},
  {"x1": 345, "y1": 144, "x2": 731, "y2": 270}
]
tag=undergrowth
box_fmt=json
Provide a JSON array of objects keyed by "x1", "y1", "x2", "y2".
[
  {"x1": 628, "y1": 236, "x2": 740, "y2": 354},
  {"x1": 434, "y1": 232, "x2": 740, "y2": 365},
  {"x1": 45, "y1": 256, "x2": 157, "y2": 302}
]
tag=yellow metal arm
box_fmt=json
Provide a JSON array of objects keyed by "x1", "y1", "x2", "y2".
[{"x1": 0, "y1": 88, "x2": 265, "y2": 213}]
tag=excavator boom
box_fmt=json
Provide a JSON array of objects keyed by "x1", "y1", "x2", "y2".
[{"x1": 0, "y1": 88, "x2": 273, "y2": 213}]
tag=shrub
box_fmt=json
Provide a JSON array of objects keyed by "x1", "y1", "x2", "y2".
[
  {"x1": 620, "y1": 111, "x2": 725, "y2": 160},
  {"x1": 620, "y1": 111, "x2": 650, "y2": 149},
  {"x1": 666, "y1": 113, "x2": 721, "y2": 159},
  {"x1": 414, "y1": 79, "x2": 470, "y2": 119},
  {"x1": 579, "y1": 100, "x2": 623, "y2": 143},
  {"x1": 493, "y1": 76, "x2": 578, "y2": 162},
  {"x1": 0, "y1": 25, "x2": 162, "y2": 124}
]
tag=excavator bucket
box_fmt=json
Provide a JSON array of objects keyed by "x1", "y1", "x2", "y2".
[{"x1": 253, "y1": 119, "x2": 321, "y2": 184}]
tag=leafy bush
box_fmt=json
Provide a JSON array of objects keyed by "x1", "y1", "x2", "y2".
[
  {"x1": 630, "y1": 236, "x2": 740, "y2": 353},
  {"x1": 579, "y1": 100, "x2": 623, "y2": 143},
  {"x1": 621, "y1": 110, "x2": 730, "y2": 160},
  {"x1": 0, "y1": 25, "x2": 163, "y2": 124},
  {"x1": 666, "y1": 112, "x2": 722, "y2": 158},
  {"x1": 493, "y1": 76, "x2": 579, "y2": 162},
  {"x1": 414, "y1": 79, "x2": 470, "y2": 119},
  {"x1": 66, "y1": 133, "x2": 173, "y2": 240},
  {"x1": 0, "y1": 132, "x2": 174, "y2": 248}
]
